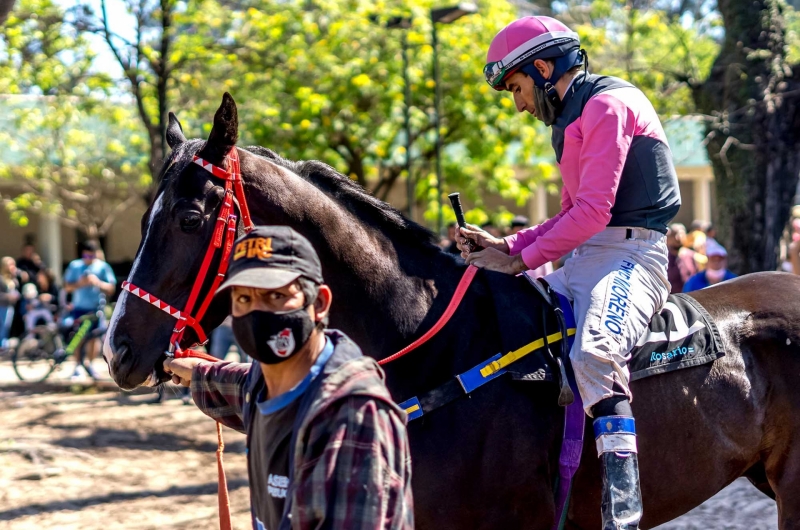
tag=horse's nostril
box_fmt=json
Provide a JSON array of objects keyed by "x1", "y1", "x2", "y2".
[{"x1": 108, "y1": 342, "x2": 130, "y2": 375}]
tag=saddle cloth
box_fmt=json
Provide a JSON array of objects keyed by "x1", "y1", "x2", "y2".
[
  {"x1": 626, "y1": 293, "x2": 724, "y2": 381},
  {"x1": 494, "y1": 285, "x2": 724, "y2": 384}
]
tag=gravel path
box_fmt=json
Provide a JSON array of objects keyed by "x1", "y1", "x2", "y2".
[
  {"x1": 654, "y1": 478, "x2": 778, "y2": 529},
  {"x1": 0, "y1": 360, "x2": 782, "y2": 529}
]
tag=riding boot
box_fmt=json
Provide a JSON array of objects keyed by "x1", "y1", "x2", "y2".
[{"x1": 593, "y1": 415, "x2": 643, "y2": 530}]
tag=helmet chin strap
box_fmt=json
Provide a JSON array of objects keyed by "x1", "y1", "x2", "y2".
[{"x1": 522, "y1": 47, "x2": 587, "y2": 112}]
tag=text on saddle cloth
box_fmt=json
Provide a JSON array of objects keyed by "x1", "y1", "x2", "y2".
[
  {"x1": 553, "y1": 292, "x2": 724, "y2": 383},
  {"x1": 627, "y1": 293, "x2": 724, "y2": 380}
]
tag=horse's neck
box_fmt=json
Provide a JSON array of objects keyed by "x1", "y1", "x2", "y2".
[{"x1": 241, "y1": 153, "x2": 463, "y2": 355}]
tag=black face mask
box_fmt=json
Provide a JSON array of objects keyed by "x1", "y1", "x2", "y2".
[{"x1": 232, "y1": 306, "x2": 317, "y2": 364}]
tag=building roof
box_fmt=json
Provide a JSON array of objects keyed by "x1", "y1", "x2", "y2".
[
  {"x1": 506, "y1": 115, "x2": 711, "y2": 169},
  {"x1": 662, "y1": 116, "x2": 710, "y2": 168}
]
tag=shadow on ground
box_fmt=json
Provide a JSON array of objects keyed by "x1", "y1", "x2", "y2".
[
  {"x1": 50, "y1": 426, "x2": 246, "y2": 454},
  {"x1": 0, "y1": 479, "x2": 248, "y2": 521}
]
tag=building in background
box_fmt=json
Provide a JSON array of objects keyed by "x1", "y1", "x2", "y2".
[{"x1": 1, "y1": 115, "x2": 714, "y2": 275}]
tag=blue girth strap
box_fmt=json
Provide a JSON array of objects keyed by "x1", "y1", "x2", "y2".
[{"x1": 397, "y1": 329, "x2": 575, "y2": 422}]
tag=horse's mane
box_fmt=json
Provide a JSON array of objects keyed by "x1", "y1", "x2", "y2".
[{"x1": 242, "y1": 146, "x2": 442, "y2": 251}]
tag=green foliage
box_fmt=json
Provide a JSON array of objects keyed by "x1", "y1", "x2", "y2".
[
  {"x1": 1, "y1": 0, "x2": 729, "y2": 236},
  {"x1": 173, "y1": 0, "x2": 554, "y2": 230},
  {"x1": 0, "y1": 97, "x2": 150, "y2": 235},
  {"x1": 572, "y1": 2, "x2": 719, "y2": 116},
  {"x1": 0, "y1": 0, "x2": 148, "y2": 235},
  {"x1": 0, "y1": 0, "x2": 110, "y2": 95}
]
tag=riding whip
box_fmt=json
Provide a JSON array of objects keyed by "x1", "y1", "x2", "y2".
[{"x1": 448, "y1": 192, "x2": 483, "y2": 253}]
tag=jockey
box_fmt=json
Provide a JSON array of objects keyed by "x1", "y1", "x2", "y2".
[{"x1": 458, "y1": 16, "x2": 680, "y2": 530}]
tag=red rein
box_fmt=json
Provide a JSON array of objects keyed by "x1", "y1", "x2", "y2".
[{"x1": 378, "y1": 265, "x2": 479, "y2": 366}]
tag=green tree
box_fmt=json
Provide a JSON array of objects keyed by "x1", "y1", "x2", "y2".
[
  {"x1": 74, "y1": 0, "x2": 233, "y2": 180},
  {"x1": 175, "y1": 0, "x2": 554, "y2": 228},
  {"x1": 0, "y1": 99, "x2": 150, "y2": 237},
  {"x1": 0, "y1": 0, "x2": 106, "y2": 95},
  {"x1": 0, "y1": 0, "x2": 149, "y2": 236},
  {"x1": 690, "y1": 0, "x2": 800, "y2": 273}
]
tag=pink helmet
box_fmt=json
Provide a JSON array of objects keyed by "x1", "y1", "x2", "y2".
[{"x1": 484, "y1": 16, "x2": 580, "y2": 90}]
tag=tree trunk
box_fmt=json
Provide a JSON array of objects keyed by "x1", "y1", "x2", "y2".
[
  {"x1": 0, "y1": 0, "x2": 14, "y2": 24},
  {"x1": 693, "y1": 0, "x2": 800, "y2": 273}
]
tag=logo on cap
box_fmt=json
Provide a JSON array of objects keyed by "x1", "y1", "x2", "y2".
[
  {"x1": 234, "y1": 237, "x2": 273, "y2": 261},
  {"x1": 267, "y1": 328, "x2": 296, "y2": 358}
]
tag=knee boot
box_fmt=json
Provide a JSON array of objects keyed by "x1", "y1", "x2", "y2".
[{"x1": 593, "y1": 414, "x2": 643, "y2": 530}]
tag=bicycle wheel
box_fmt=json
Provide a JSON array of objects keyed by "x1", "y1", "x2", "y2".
[{"x1": 12, "y1": 327, "x2": 59, "y2": 382}]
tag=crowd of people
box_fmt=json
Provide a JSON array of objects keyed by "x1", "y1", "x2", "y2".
[
  {"x1": 665, "y1": 220, "x2": 737, "y2": 294},
  {"x1": 0, "y1": 243, "x2": 59, "y2": 350},
  {"x1": 2, "y1": 238, "x2": 243, "y2": 383},
  {"x1": 0, "y1": 240, "x2": 117, "y2": 380}
]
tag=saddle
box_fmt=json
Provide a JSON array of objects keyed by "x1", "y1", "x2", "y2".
[
  {"x1": 517, "y1": 275, "x2": 725, "y2": 392},
  {"x1": 396, "y1": 271, "x2": 724, "y2": 423}
]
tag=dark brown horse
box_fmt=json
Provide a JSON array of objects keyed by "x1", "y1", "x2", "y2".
[{"x1": 103, "y1": 94, "x2": 800, "y2": 529}]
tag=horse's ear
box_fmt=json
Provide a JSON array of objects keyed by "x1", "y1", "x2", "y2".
[
  {"x1": 200, "y1": 92, "x2": 238, "y2": 162},
  {"x1": 166, "y1": 112, "x2": 186, "y2": 149}
]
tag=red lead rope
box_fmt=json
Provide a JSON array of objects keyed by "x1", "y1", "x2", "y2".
[
  {"x1": 378, "y1": 265, "x2": 479, "y2": 366},
  {"x1": 175, "y1": 347, "x2": 233, "y2": 530}
]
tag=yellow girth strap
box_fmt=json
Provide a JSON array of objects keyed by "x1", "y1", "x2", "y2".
[
  {"x1": 405, "y1": 403, "x2": 421, "y2": 415},
  {"x1": 480, "y1": 328, "x2": 577, "y2": 378}
]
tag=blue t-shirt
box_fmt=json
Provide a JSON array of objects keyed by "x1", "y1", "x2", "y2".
[
  {"x1": 683, "y1": 269, "x2": 737, "y2": 293},
  {"x1": 64, "y1": 259, "x2": 117, "y2": 310}
]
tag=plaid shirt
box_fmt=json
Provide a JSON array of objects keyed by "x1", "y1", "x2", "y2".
[{"x1": 191, "y1": 331, "x2": 414, "y2": 530}]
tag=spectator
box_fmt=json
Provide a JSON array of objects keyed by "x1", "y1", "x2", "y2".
[
  {"x1": 509, "y1": 215, "x2": 529, "y2": 235},
  {"x1": 209, "y1": 315, "x2": 245, "y2": 361},
  {"x1": 685, "y1": 228, "x2": 708, "y2": 271},
  {"x1": 689, "y1": 219, "x2": 710, "y2": 235},
  {"x1": 21, "y1": 283, "x2": 54, "y2": 331},
  {"x1": 0, "y1": 257, "x2": 21, "y2": 348},
  {"x1": 790, "y1": 239, "x2": 800, "y2": 275},
  {"x1": 63, "y1": 240, "x2": 116, "y2": 379},
  {"x1": 442, "y1": 222, "x2": 461, "y2": 255},
  {"x1": 481, "y1": 223, "x2": 503, "y2": 238},
  {"x1": 666, "y1": 223, "x2": 697, "y2": 293},
  {"x1": 16, "y1": 243, "x2": 44, "y2": 285},
  {"x1": 35, "y1": 268, "x2": 59, "y2": 303},
  {"x1": 683, "y1": 239, "x2": 737, "y2": 292}
]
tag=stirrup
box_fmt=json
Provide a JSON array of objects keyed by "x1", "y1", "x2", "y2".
[{"x1": 594, "y1": 416, "x2": 643, "y2": 530}]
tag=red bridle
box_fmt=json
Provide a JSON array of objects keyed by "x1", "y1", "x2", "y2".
[{"x1": 122, "y1": 147, "x2": 254, "y2": 355}]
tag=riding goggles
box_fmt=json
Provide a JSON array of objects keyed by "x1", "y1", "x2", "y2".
[{"x1": 484, "y1": 31, "x2": 580, "y2": 90}]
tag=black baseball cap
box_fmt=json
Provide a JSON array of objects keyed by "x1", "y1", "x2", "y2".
[{"x1": 216, "y1": 226, "x2": 324, "y2": 293}]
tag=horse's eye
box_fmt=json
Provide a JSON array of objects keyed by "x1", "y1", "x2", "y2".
[{"x1": 180, "y1": 213, "x2": 203, "y2": 233}]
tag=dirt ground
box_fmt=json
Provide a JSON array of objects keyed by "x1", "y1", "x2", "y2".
[{"x1": 0, "y1": 359, "x2": 779, "y2": 530}]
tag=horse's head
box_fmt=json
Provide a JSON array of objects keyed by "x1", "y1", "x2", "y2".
[{"x1": 104, "y1": 93, "x2": 243, "y2": 389}]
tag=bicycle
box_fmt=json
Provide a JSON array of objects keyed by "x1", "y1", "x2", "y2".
[{"x1": 11, "y1": 307, "x2": 108, "y2": 382}]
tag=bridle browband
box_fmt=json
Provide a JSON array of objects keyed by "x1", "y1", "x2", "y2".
[{"x1": 122, "y1": 147, "x2": 254, "y2": 355}]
